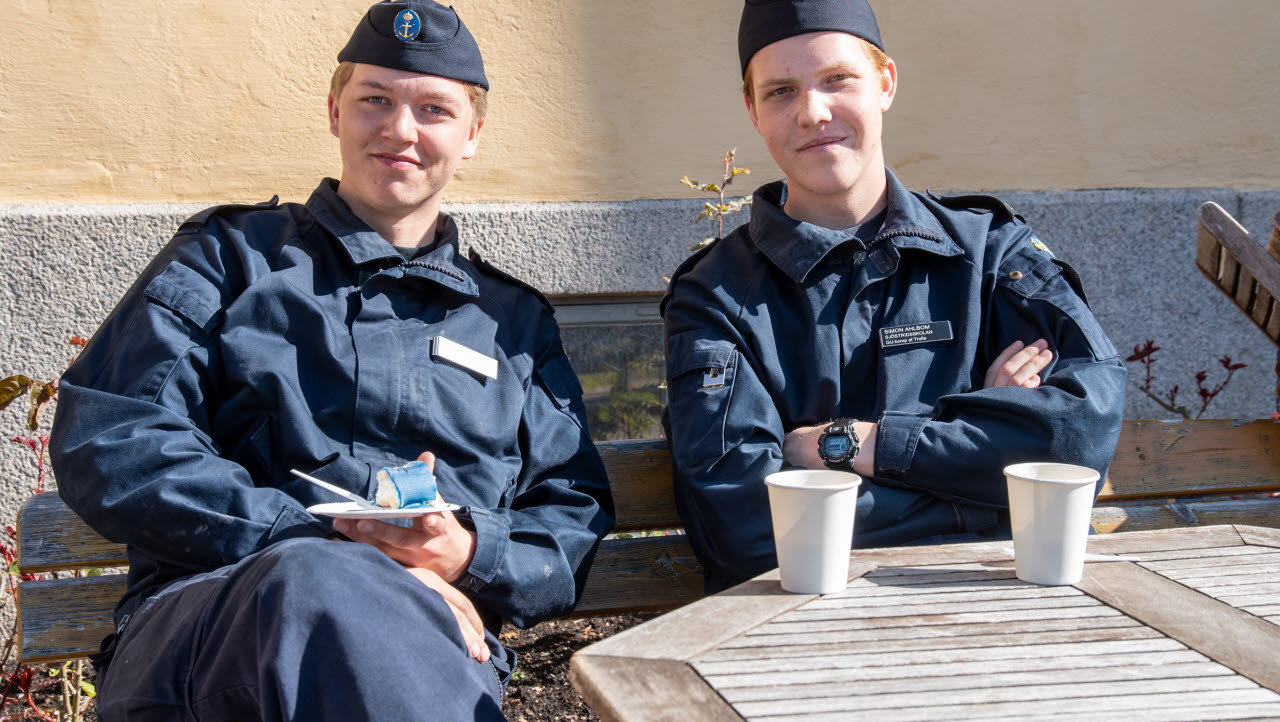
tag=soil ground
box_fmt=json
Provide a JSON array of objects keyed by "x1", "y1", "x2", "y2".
[{"x1": 502, "y1": 614, "x2": 655, "y2": 722}]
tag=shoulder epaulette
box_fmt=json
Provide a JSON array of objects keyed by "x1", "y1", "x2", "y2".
[
  {"x1": 176, "y1": 196, "x2": 282, "y2": 234},
  {"x1": 666, "y1": 239, "x2": 719, "y2": 287},
  {"x1": 467, "y1": 248, "x2": 554, "y2": 310},
  {"x1": 926, "y1": 191, "x2": 1024, "y2": 224}
]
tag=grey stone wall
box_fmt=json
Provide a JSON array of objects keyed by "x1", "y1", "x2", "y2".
[{"x1": 3, "y1": 189, "x2": 1279, "y2": 529}]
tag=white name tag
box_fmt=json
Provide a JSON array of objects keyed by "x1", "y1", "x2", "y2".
[{"x1": 431, "y1": 336, "x2": 498, "y2": 380}]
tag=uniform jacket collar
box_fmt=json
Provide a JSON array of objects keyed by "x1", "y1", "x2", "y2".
[
  {"x1": 749, "y1": 169, "x2": 962, "y2": 284},
  {"x1": 306, "y1": 179, "x2": 478, "y2": 297}
]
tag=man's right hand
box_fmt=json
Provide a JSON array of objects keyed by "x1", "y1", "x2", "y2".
[
  {"x1": 985, "y1": 339, "x2": 1053, "y2": 389},
  {"x1": 404, "y1": 566, "x2": 491, "y2": 663}
]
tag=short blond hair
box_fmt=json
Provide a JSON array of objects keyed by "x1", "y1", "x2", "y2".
[
  {"x1": 328, "y1": 61, "x2": 488, "y2": 125},
  {"x1": 742, "y1": 37, "x2": 889, "y2": 105}
]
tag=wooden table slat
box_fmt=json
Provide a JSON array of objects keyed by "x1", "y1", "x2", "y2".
[
  {"x1": 1195, "y1": 581, "x2": 1280, "y2": 597},
  {"x1": 1128, "y1": 544, "x2": 1266, "y2": 562},
  {"x1": 1155, "y1": 561, "x2": 1280, "y2": 581},
  {"x1": 698, "y1": 650, "x2": 1213, "y2": 690},
  {"x1": 694, "y1": 638, "x2": 1187, "y2": 677},
  {"x1": 703, "y1": 625, "x2": 1161, "y2": 662},
  {"x1": 568, "y1": 656, "x2": 740, "y2": 722},
  {"x1": 724, "y1": 615, "x2": 1142, "y2": 649},
  {"x1": 1239, "y1": 604, "x2": 1280, "y2": 617},
  {"x1": 757, "y1": 690, "x2": 1280, "y2": 722},
  {"x1": 733, "y1": 675, "x2": 1265, "y2": 718},
  {"x1": 715, "y1": 661, "x2": 1234, "y2": 704},
  {"x1": 802, "y1": 584, "x2": 1082, "y2": 609},
  {"x1": 774, "y1": 594, "x2": 1100, "y2": 622},
  {"x1": 1018, "y1": 702, "x2": 1280, "y2": 722},
  {"x1": 1139, "y1": 549, "x2": 1280, "y2": 570},
  {"x1": 1234, "y1": 524, "x2": 1280, "y2": 548},
  {"x1": 761, "y1": 604, "x2": 1124, "y2": 635}
]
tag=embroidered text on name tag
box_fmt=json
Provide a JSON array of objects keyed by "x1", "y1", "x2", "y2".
[
  {"x1": 879, "y1": 321, "x2": 954, "y2": 349},
  {"x1": 431, "y1": 336, "x2": 498, "y2": 380}
]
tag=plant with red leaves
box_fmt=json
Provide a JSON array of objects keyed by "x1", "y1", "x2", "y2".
[
  {"x1": 1, "y1": 338, "x2": 96, "y2": 720},
  {"x1": 1125, "y1": 340, "x2": 1247, "y2": 419}
]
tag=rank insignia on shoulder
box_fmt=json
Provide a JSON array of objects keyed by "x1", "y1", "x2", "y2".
[
  {"x1": 1030, "y1": 237, "x2": 1054, "y2": 256},
  {"x1": 393, "y1": 9, "x2": 421, "y2": 41}
]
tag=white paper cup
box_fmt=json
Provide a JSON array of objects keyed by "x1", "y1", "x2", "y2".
[
  {"x1": 765, "y1": 470, "x2": 862, "y2": 594},
  {"x1": 1004, "y1": 462, "x2": 1100, "y2": 585}
]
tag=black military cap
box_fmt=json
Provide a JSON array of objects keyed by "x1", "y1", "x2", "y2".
[
  {"x1": 338, "y1": 1, "x2": 488, "y2": 90},
  {"x1": 739, "y1": 0, "x2": 883, "y2": 75}
]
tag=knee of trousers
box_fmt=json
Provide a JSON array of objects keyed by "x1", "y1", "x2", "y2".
[{"x1": 227, "y1": 538, "x2": 464, "y2": 641}]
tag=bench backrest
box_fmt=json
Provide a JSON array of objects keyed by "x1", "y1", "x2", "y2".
[{"x1": 17, "y1": 419, "x2": 1280, "y2": 662}]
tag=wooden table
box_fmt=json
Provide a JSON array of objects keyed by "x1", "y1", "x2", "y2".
[{"x1": 571, "y1": 525, "x2": 1280, "y2": 721}]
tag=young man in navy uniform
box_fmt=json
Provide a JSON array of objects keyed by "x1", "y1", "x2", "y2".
[
  {"x1": 663, "y1": 0, "x2": 1125, "y2": 593},
  {"x1": 50, "y1": 2, "x2": 613, "y2": 719}
]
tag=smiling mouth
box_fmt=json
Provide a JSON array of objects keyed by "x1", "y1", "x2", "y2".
[
  {"x1": 374, "y1": 153, "x2": 421, "y2": 167},
  {"x1": 798, "y1": 137, "x2": 847, "y2": 152}
]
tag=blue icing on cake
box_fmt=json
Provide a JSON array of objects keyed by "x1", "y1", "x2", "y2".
[{"x1": 374, "y1": 461, "x2": 443, "y2": 509}]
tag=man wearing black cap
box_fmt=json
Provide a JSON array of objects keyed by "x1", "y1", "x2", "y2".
[
  {"x1": 51, "y1": 2, "x2": 613, "y2": 719},
  {"x1": 663, "y1": 0, "x2": 1125, "y2": 592}
]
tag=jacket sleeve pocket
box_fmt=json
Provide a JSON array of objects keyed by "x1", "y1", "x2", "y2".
[
  {"x1": 997, "y1": 250, "x2": 1118, "y2": 362},
  {"x1": 665, "y1": 332, "x2": 738, "y2": 469},
  {"x1": 143, "y1": 261, "x2": 226, "y2": 336}
]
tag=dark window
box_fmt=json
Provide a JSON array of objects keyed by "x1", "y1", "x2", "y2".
[{"x1": 551, "y1": 294, "x2": 665, "y2": 441}]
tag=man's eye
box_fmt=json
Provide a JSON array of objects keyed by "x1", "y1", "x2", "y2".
[
  {"x1": 362, "y1": 96, "x2": 389, "y2": 105},
  {"x1": 425, "y1": 105, "x2": 446, "y2": 115},
  {"x1": 767, "y1": 87, "x2": 792, "y2": 98},
  {"x1": 828, "y1": 74, "x2": 850, "y2": 83}
]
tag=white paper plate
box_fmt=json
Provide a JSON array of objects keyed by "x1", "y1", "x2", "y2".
[{"x1": 307, "y1": 501, "x2": 459, "y2": 519}]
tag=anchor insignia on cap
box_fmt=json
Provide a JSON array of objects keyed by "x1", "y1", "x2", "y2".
[{"x1": 394, "y1": 8, "x2": 421, "y2": 41}]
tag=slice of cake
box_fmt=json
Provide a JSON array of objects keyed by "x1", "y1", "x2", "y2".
[{"x1": 374, "y1": 461, "x2": 444, "y2": 509}]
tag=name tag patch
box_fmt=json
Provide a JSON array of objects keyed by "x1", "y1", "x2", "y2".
[
  {"x1": 431, "y1": 336, "x2": 498, "y2": 380},
  {"x1": 879, "y1": 321, "x2": 954, "y2": 349}
]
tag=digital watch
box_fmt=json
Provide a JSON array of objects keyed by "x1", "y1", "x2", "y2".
[{"x1": 817, "y1": 418, "x2": 860, "y2": 470}]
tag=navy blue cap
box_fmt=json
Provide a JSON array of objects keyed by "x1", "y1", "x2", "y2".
[
  {"x1": 739, "y1": 0, "x2": 883, "y2": 75},
  {"x1": 338, "y1": 1, "x2": 488, "y2": 90}
]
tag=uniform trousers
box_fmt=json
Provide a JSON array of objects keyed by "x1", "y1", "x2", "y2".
[{"x1": 94, "y1": 537, "x2": 512, "y2": 721}]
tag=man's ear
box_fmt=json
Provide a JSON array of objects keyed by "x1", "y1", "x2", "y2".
[
  {"x1": 744, "y1": 92, "x2": 760, "y2": 132},
  {"x1": 880, "y1": 57, "x2": 898, "y2": 112},
  {"x1": 460, "y1": 118, "x2": 485, "y2": 160},
  {"x1": 328, "y1": 92, "x2": 341, "y2": 138}
]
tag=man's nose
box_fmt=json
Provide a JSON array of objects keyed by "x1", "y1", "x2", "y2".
[
  {"x1": 796, "y1": 89, "x2": 833, "y2": 127},
  {"x1": 383, "y1": 104, "x2": 417, "y2": 141}
]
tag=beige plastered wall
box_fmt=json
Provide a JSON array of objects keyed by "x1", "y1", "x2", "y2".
[{"x1": 1, "y1": 0, "x2": 1277, "y2": 204}]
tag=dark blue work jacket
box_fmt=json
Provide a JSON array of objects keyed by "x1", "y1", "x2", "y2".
[
  {"x1": 51, "y1": 179, "x2": 614, "y2": 631},
  {"x1": 662, "y1": 170, "x2": 1125, "y2": 592}
]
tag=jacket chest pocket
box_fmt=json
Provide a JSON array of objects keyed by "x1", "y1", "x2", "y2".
[{"x1": 665, "y1": 333, "x2": 738, "y2": 469}]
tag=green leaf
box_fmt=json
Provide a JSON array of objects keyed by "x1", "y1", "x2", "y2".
[
  {"x1": 731, "y1": 167, "x2": 750, "y2": 176},
  {"x1": 86, "y1": 567, "x2": 105, "y2": 577},
  {"x1": 80, "y1": 679, "x2": 96, "y2": 697},
  {"x1": 689, "y1": 238, "x2": 717, "y2": 252},
  {"x1": 0, "y1": 375, "x2": 35, "y2": 413},
  {"x1": 8, "y1": 561, "x2": 18, "y2": 576}
]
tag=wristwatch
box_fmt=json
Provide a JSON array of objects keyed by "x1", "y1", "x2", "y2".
[{"x1": 818, "y1": 419, "x2": 860, "y2": 470}]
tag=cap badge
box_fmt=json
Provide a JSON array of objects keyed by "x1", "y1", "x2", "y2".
[{"x1": 394, "y1": 8, "x2": 421, "y2": 42}]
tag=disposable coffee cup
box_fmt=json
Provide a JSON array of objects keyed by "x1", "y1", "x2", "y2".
[
  {"x1": 1004, "y1": 462, "x2": 1100, "y2": 585},
  {"x1": 765, "y1": 470, "x2": 862, "y2": 594}
]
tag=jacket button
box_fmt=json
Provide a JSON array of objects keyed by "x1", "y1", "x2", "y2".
[{"x1": 1009, "y1": 270, "x2": 1024, "y2": 280}]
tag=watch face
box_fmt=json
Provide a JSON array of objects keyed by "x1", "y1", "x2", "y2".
[{"x1": 822, "y1": 435, "x2": 852, "y2": 459}]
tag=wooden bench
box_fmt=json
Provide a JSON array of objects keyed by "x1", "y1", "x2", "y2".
[{"x1": 16, "y1": 419, "x2": 1280, "y2": 663}]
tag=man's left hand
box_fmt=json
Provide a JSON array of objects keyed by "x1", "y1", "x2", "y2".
[{"x1": 332, "y1": 452, "x2": 478, "y2": 583}]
